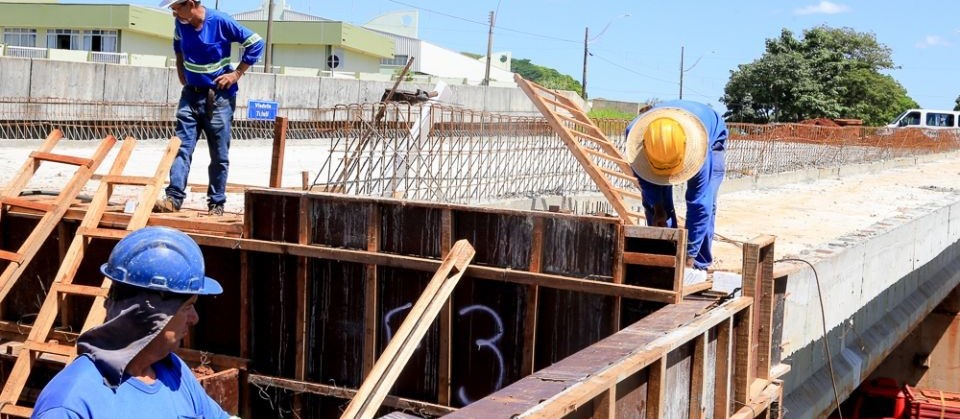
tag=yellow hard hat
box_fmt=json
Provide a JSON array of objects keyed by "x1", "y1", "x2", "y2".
[{"x1": 642, "y1": 117, "x2": 687, "y2": 175}]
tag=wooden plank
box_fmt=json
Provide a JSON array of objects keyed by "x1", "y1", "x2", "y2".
[
  {"x1": 673, "y1": 228, "x2": 688, "y2": 304},
  {"x1": 1, "y1": 130, "x2": 62, "y2": 200},
  {"x1": 522, "y1": 217, "x2": 544, "y2": 375},
  {"x1": 623, "y1": 225, "x2": 685, "y2": 241},
  {"x1": 102, "y1": 175, "x2": 154, "y2": 186},
  {"x1": 1, "y1": 197, "x2": 55, "y2": 213},
  {"x1": 363, "y1": 204, "x2": 380, "y2": 377},
  {"x1": 622, "y1": 252, "x2": 676, "y2": 268},
  {"x1": 611, "y1": 223, "x2": 624, "y2": 332},
  {"x1": 600, "y1": 167, "x2": 638, "y2": 182},
  {"x1": 614, "y1": 187, "x2": 644, "y2": 201},
  {"x1": 0, "y1": 250, "x2": 23, "y2": 264},
  {"x1": 294, "y1": 195, "x2": 310, "y2": 381},
  {"x1": 582, "y1": 146, "x2": 629, "y2": 165},
  {"x1": 593, "y1": 388, "x2": 616, "y2": 419},
  {"x1": 437, "y1": 208, "x2": 453, "y2": 405},
  {"x1": 188, "y1": 233, "x2": 679, "y2": 303},
  {"x1": 645, "y1": 358, "x2": 665, "y2": 419},
  {"x1": 733, "y1": 309, "x2": 753, "y2": 411},
  {"x1": 754, "y1": 237, "x2": 776, "y2": 381},
  {"x1": 269, "y1": 116, "x2": 289, "y2": 188},
  {"x1": 28, "y1": 151, "x2": 93, "y2": 168},
  {"x1": 54, "y1": 283, "x2": 108, "y2": 298},
  {"x1": 341, "y1": 240, "x2": 475, "y2": 419},
  {"x1": 714, "y1": 319, "x2": 733, "y2": 419},
  {"x1": 247, "y1": 374, "x2": 455, "y2": 417},
  {"x1": 689, "y1": 333, "x2": 707, "y2": 419}
]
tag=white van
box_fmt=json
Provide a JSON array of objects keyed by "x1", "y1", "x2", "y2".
[{"x1": 887, "y1": 109, "x2": 960, "y2": 129}]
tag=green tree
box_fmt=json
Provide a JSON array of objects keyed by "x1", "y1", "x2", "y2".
[
  {"x1": 721, "y1": 26, "x2": 917, "y2": 125},
  {"x1": 511, "y1": 58, "x2": 582, "y2": 96},
  {"x1": 954, "y1": 95, "x2": 960, "y2": 111}
]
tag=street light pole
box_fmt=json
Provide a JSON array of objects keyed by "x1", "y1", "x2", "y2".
[
  {"x1": 263, "y1": 0, "x2": 274, "y2": 73},
  {"x1": 483, "y1": 11, "x2": 495, "y2": 86},
  {"x1": 581, "y1": 27, "x2": 589, "y2": 100}
]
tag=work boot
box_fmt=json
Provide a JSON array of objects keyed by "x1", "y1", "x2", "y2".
[
  {"x1": 208, "y1": 202, "x2": 225, "y2": 216},
  {"x1": 153, "y1": 195, "x2": 180, "y2": 213},
  {"x1": 683, "y1": 268, "x2": 708, "y2": 285}
]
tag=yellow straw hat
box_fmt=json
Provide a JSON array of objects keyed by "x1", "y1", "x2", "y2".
[{"x1": 625, "y1": 107, "x2": 708, "y2": 186}]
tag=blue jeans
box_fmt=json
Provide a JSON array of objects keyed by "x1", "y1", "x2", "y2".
[
  {"x1": 637, "y1": 149, "x2": 725, "y2": 270},
  {"x1": 166, "y1": 87, "x2": 236, "y2": 207}
]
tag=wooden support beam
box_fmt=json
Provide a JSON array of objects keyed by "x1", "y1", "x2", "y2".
[
  {"x1": 689, "y1": 332, "x2": 707, "y2": 419},
  {"x1": 645, "y1": 358, "x2": 665, "y2": 419},
  {"x1": 733, "y1": 309, "x2": 754, "y2": 411},
  {"x1": 522, "y1": 217, "x2": 544, "y2": 375},
  {"x1": 714, "y1": 318, "x2": 733, "y2": 419},
  {"x1": 341, "y1": 240, "x2": 475, "y2": 419},
  {"x1": 28, "y1": 151, "x2": 93, "y2": 168},
  {"x1": 744, "y1": 236, "x2": 776, "y2": 381},
  {"x1": 188, "y1": 233, "x2": 679, "y2": 303},
  {"x1": 363, "y1": 204, "x2": 380, "y2": 377},
  {"x1": 437, "y1": 208, "x2": 453, "y2": 405},
  {"x1": 247, "y1": 374, "x2": 455, "y2": 417},
  {"x1": 593, "y1": 388, "x2": 616, "y2": 419},
  {"x1": 269, "y1": 116, "x2": 289, "y2": 188}
]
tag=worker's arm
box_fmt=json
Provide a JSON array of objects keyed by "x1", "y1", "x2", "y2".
[
  {"x1": 213, "y1": 19, "x2": 263, "y2": 90},
  {"x1": 175, "y1": 52, "x2": 186, "y2": 86}
]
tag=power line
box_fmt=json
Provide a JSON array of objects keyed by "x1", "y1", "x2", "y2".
[
  {"x1": 386, "y1": 0, "x2": 579, "y2": 44},
  {"x1": 591, "y1": 53, "x2": 716, "y2": 99}
]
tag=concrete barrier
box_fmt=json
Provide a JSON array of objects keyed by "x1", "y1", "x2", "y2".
[{"x1": 0, "y1": 56, "x2": 562, "y2": 116}]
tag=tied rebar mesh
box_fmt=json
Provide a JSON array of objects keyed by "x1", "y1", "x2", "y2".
[{"x1": 2, "y1": 98, "x2": 959, "y2": 208}]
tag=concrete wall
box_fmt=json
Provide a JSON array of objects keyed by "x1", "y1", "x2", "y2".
[
  {"x1": 121, "y1": 31, "x2": 171, "y2": 58},
  {"x1": 780, "y1": 192, "x2": 960, "y2": 418},
  {"x1": 0, "y1": 55, "x2": 546, "y2": 116}
]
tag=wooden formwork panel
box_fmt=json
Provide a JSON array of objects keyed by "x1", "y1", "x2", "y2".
[{"x1": 241, "y1": 189, "x2": 696, "y2": 416}]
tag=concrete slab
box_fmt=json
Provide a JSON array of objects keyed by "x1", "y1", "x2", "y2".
[
  {"x1": 275, "y1": 74, "x2": 320, "y2": 109},
  {"x1": 0, "y1": 57, "x2": 31, "y2": 98},
  {"x1": 103, "y1": 64, "x2": 170, "y2": 104},
  {"x1": 318, "y1": 78, "x2": 360, "y2": 107},
  {"x1": 30, "y1": 60, "x2": 105, "y2": 101}
]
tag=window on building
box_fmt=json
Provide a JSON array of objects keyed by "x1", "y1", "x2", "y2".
[
  {"x1": 46, "y1": 29, "x2": 81, "y2": 50},
  {"x1": 82, "y1": 30, "x2": 118, "y2": 52},
  {"x1": 380, "y1": 54, "x2": 409, "y2": 66},
  {"x1": 2, "y1": 28, "x2": 37, "y2": 47}
]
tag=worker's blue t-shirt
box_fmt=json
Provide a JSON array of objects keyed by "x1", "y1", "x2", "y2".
[
  {"x1": 173, "y1": 8, "x2": 263, "y2": 95},
  {"x1": 32, "y1": 354, "x2": 229, "y2": 419}
]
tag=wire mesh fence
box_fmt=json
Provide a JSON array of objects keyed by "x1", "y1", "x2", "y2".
[{"x1": 2, "y1": 98, "x2": 958, "y2": 207}]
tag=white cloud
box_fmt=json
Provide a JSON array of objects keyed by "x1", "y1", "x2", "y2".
[
  {"x1": 793, "y1": 1, "x2": 851, "y2": 15},
  {"x1": 916, "y1": 35, "x2": 951, "y2": 49}
]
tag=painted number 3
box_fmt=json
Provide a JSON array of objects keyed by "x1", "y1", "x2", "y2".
[{"x1": 382, "y1": 303, "x2": 505, "y2": 405}]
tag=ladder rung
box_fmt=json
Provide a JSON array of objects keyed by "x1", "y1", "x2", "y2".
[
  {"x1": 582, "y1": 147, "x2": 628, "y2": 165},
  {"x1": 0, "y1": 404, "x2": 33, "y2": 417},
  {"x1": 0, "y1": 250, "x2": 23, "y2": 264},
  {"x1": 55, "y1": 283, "x2": 109, "y2": 298},
  {"x1": 556, "y1": 112, "x2": 593, "y2": 128},
  {"x1": 102, "y1": 175, "x2": 154, "y2": 186},
  {"x1": 78, "y1": 227, "x2": 130, "y2": 240},
  {"x1": 601, "y1": 168, "x2": 637, "y2": 182},
  {"x1": 539, "y1": 95, "x2": 583, "y2": 114},
  {"x1": 29, "y1": 151, "x2": 93, "y2": 168},
  {"x1": 614, "y1": 188, "x2": 644, "y2": 200},
  {"x1": 1, "y1": 196, "x2": 55, "y2": 212},
  {"x1": 24, "y1": 340, "x2": 76, "y2": 358},
  {"x1": 623, "y1": 252, "x2": 677, "y2": 268},
  {"x1": 570, "y1": 130, "x2": 615, "y2": 147}
]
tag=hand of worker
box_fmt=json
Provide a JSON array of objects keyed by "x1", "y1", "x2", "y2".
[{"x1": 213, "y1": 71, "x2": 242, "y2": 90}]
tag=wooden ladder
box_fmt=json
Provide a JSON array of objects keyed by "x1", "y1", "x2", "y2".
[
  {"x1": 0, "y1": 137, "x2": 181, "y2": 418},
  {"x1": 0, "y1": 130, "x2": 117, "y2": 304},
  {"x1": 514, "y1": 74, "x2": 643, "y2": 225}
]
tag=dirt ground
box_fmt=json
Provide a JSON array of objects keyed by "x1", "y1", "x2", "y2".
[{"x1": 3, "y1": 139, "x2": 960, "y2": 274}]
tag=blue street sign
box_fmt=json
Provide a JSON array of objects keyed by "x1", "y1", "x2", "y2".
[{"x1": 248, "y1": 100, "x2": 278, "y2": 121}]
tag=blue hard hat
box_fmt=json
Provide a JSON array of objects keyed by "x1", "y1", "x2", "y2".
[{"x1": 100, "y1": 226, "x2": 222, "y2": 295}]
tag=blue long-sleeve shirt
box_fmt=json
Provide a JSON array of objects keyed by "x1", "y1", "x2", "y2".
[
  {"x1": 32, "y1": 354, "x2": 229, "y2": 419},
  {"x1": 173, "y1": 8, "x2": 263, "y2": 95}
]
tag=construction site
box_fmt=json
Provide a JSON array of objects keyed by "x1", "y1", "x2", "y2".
[{"x1": 2, "y1": 56, "x2": 960, "y2": 419}]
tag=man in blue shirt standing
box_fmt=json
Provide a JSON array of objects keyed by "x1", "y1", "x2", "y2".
[
  {"x1": 625, "y1": 100, "x2": 727, "y2": 283},
  {"x1": 154, "y1": 0, "x2": 264, "y2": 216},
  {"x1": 32, "y1": 226, "x2": 229, "y2": 418}
]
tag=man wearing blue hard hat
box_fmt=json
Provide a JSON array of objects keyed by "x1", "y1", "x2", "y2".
[
  {"x1": 153, "y1": 0, "x2": 263, "y2": 216},
  {"x1": 32, "y1": 226, "x2": 231, "y2": 418}
]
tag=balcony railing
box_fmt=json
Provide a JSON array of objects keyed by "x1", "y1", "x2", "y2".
[
  {"x1": 5, "y1": 46, "x2": 47, "y2": 59},
  {"x1": 89, "y1": 51, "x2": 128, "y2": 65}
]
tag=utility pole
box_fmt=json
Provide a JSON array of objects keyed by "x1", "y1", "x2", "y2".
[
  {"x1": 678, "y1": 45, "x2": 684, "y2": 99},
  {"x1": 581, "y1": 27, "x2": 589, "y2": 100},
  {"x1": 263, "y1": 0, "x2": 275, "y2": 73},
  {"x1": 483, "y1": 11, "x2": 495, "y2": 86}
]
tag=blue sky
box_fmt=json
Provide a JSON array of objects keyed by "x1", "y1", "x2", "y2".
[{"x1": 71, "y1": 0, "x2": 960, "y2": 114}]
